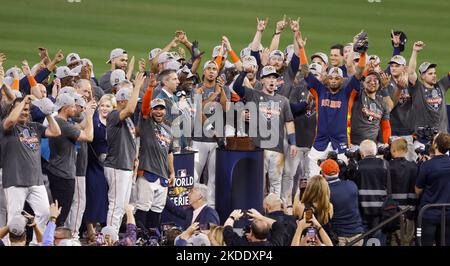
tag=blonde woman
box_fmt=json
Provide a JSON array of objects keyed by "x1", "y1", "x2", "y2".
[
  {"x1": 208, "y1": 225, "x2": 225, "y2": 246},
  {"x1": 293, "y1": 175, "x2": 333, "y2": 226},
  {"x1": 84, "y1": 94, "x2": 116, "y2": 243}
]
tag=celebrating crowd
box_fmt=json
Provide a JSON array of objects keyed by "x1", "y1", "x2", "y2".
[{"x1": 0, "y1": 16, "x2": 449, "y2": 246}]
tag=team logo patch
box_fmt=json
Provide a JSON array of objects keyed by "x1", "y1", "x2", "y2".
[
  {"x1": 19, "y1": 128, "x2": 40, "y2": 151},
  {"x1": 155, "y1": 125, "x2": 172, "y2": 148},
  {"x1": 425, "y1": 88, "x2": 442, "y2": 111},
  {"x1": 362, "y1": 102, "x2": 382, "y2": 122},
  {"x1": 259, "y1": 100, "x2": 281, "y2": 121},
  {"x1": 398, "y1": 88, "x2": 411, "y2": 105}
]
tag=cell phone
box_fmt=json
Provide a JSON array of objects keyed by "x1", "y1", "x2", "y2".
[
  {"x1": 198, "y1": 223, "x2": 210, "y2": 230},
  {"x1": 306, "y1": 227, "x2": 317, "y2": 239},
  {"x1": 304, "y1": 209, "x2": 313, "y2": 221}
]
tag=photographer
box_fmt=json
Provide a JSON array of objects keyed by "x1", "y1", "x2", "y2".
[
  {"x1": 354, "y1": 140, "x2": 388, "y2": 243},
  {"x1": 388, "y1": 138, "x2": 418, "y2": 246},
  {"x1": 320, "y1": 159, "x2": 364, "y2": 246},
  {"x1": 415, "y1": 132, "x2": 450, "y2": 246}
]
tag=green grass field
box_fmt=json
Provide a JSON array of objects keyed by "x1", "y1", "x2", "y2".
[{"x1": 1, "y1": 0, "x2": 449, "y2": 101}]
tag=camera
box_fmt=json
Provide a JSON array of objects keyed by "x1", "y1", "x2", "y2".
[
  {"x1": 304, "y1": 204, "x2": 315, "y2": 221},
  {"x1": 344, "y1": 148, "x2": 361, "y2": 162},
  {"x1": 415, "y1": 126, "x2": 438, "y2": 156},
  {"x1": 377, "y1": 145, "x2": 392, "y2": 161}
]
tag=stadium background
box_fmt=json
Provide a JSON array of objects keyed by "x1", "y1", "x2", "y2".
[{"x1": 0, "y1": 0, "x2": 448, "y2": 101}]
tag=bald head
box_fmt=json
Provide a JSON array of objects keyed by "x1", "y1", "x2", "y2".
[
  {"x1": 250, "y1": 220, "x2": 270, "y2": 241},
  {"x1": 263, "y1": 193, "x2": 283, "y2": 212}
]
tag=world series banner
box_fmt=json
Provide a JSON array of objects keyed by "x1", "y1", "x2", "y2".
[{"x1": 161, "y1": 151, "x2": 196, "y2": 227}]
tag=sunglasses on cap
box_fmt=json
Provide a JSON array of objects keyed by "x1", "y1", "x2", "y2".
[{"x1": 176, "y1": 90, "x2": 187, "y2": 97}]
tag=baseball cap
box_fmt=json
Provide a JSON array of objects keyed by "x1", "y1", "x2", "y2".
[
  {"x1": 418, "y1": 62, "x2": 437, "y2": 75},
  {"x1": 242, "y1": 56, "x2": 257, "y2": 69},
  {"x1": 32, "y1": 98, "x2": 56, "y2": 115},
  {"x1": 151, "y1": 98, "x2": 166, "y2": 109},
  {"x1": 320, "y1": 159, "x2": 340, "y2": 177},
  {"x1": 12, "y1": 90, "x2": 23, "y2": 98},
  {"x1": 55, "y1": 66, "x2": 78, "y2": 79},
  {"x1": 260, "y1": 65, "x2": 279, "y2": 79},
  {"x1": 327, "y1": 67, "x2": 344, "y2": 78},
  {"x1": 55, "y1": 93, "x2": 76, "y2": 111},
  {"x1": 165, "y1": 60, "x2": 182, "y2": 71},
  {"x1": 59, "y1": 86, "x2": 76, "y2": 95},
  {"x1": 73, "y1": 93, "x2": 87, "y2": 108},
  {"x1": 240, "y1": 47, "x2": 251, "y2": 59},
  {"x1": 149, "y1": 48, "x2": 162, "y2": 61},
  {"x1": 177, "y1": 65, "x2": 194, "y2": 79},
  {"x1": 106, "y1": 48, "x2": 127, "y2": 64},
  {"x1": 158, "y1": 52, "x2": 174, "y2": 64},
  {"x1": 212, "y1": 46, "x2": 226, "y2": 58},
  {"x1": 115, "y1": 88, "x2": 131, "y2": 102},
  {"x1": 66, "y1": 52, "x2": 81, "y2": 65},
  {"x1": 110, "y1": 69, "x2": 126, "y2": 86},
  {"x1": 269, "y1": 50, "x2": 284, "y2": 59},
  {"x1": 101, "y1": 226, "x2": 119, "y2": 243},
  {"x1": 5, "y1": 67, "x2": 25, "y2": 79},
  {"x1": 170, "y1": 51, "x2": 184, "y2": 61},
  {"x1": 203, "y1": 60, "x2": 219, "y2": 70},
  {"x1": 309, "y1": 63, "x2": 323, "y2": 76},
  {"x1": 389, "y1": 55, "x2": 406, "y2": 66},
  {"x1": 187, "y1": 233, "x2": 210, "y2": 246},
  {"x1": 368, "y1": 55, "x2": 381, "y2": 65},
  {"x1": 71, "y1": 65, "x2": 83, "y2": 75},
  {"x1": 8, "y1": 215, "x2": 27, "y2": 236},
  {"x1": 284, "y1": 44, "x2": 295, "y2": 64},
  {"x1": 311, "y1": 52, "x2": 329, "y2": 65}
]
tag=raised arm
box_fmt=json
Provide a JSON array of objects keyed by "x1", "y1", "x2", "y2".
[
  {"x1": 251, "y1": 17, "x2": 268, "y2": 52},
  {"x1": 222, "y1": 36, "x2": 242, "y2": 71},
  {"x1": 269, "y1": 16, "x2": 287, "y2": 52},
  {"x1": 408, "y1": 41, "x2": 425, "y2": 86},
  {"x1": 76, "y1": 101, "x2": 95, "y2": 142},
  {"x1": 119, "y1": 71, "x2": 145, "y2": 121},
  {"x1": 2, "y1": 95, "x2": 34, "y2": 131}
]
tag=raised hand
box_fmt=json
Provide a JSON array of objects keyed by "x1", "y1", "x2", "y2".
[
  {"x1": 391, "y1": 30, "x2": 401, "y2": 47},
  {"x1": 0, "y1": 53, "x2": 6, "y2": 66},
  {"x1": 52, "y1": 50, "x2": 64, "y2": 64},
  {"x1": 256, "y1": 17, "x2": 268, "y2": 32},
  {"x1": 289, "y1": 17, "x2": 300, "y2": 32},
  {"x1": 21, "y1": 60, "x2": 32, "y2": 76},
  {"x1": 139, "y1": 58, "x2": 146, "y2": 73},
  {"x1": 50, "y1": 200, "x2": 62, "y2": 220},
  {"x1": 215, "y1": 75, "x2": 225, "y2": 94},
  {"x1": 133, "y1": 71, "x2": 146, "y2": 90},
  {"x1": 380, "y1": 72, "x2": 391, "y2": 88},
  {"x1": 175, "y1": 30, "x2": 188, "y2": 44},
  {"x1": 413, "y1": 41, "x2": 425, "y2": 52},
  {"x1": 0, "y1": 66, "x2": 4, "y2": 87},
  {"x1": 275, "y1": 15, "x2": 288, "y2": 33},
  {"x1": 222, "y1": 36, "x2": 232, "y2": 52}
]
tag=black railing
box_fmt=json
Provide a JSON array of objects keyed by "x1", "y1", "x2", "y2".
[
  {"x1": 346, "y1": 206, "x2": 412, "y2": 246},
  {"x1": 417, "y1": 203, "x2": 450, "y2": 246}
]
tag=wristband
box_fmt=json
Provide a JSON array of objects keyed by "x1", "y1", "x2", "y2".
[
  {"x1": 229, "y1": 216, "x2": 235, "y2": 221},
  {"x1": 288, "y1": 133, "x2": 296, "y2": 146}
]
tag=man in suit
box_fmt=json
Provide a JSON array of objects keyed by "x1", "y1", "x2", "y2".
[{"x1": 165, "y1": 183, "x2": 220, "y2": 230}]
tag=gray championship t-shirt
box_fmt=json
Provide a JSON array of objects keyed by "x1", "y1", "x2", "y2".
[
  {"x1": 48, "y1": 117, "x2": 81, "y2": 179},
  {"x1": 138, "y1": 115, "x2": 173, "y2": 179},
  {"x1": 192, "y1": 84, "x2": 231, "y2": 143},
  {"x1": 244, "y1": 88, "x2": 294, "y2": 153},
  {"x1": 384, "y1": 78, "x2": 415, "y2": 135},
  {"x1": 412, "y1": 76, "x2": 450, "y2": 133},
  {"x1": 289, "y1": 78, "x2": 316, "y2": 148},
  {"x1": 104, "y1": 110, "x2": 137, "y2": 171},
  {"x1": 0, "y1": 122, "x2": 47, "y2": 188},
  {"x1": 350, "y1": 91, "x2": 389, "y2": 145}
]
